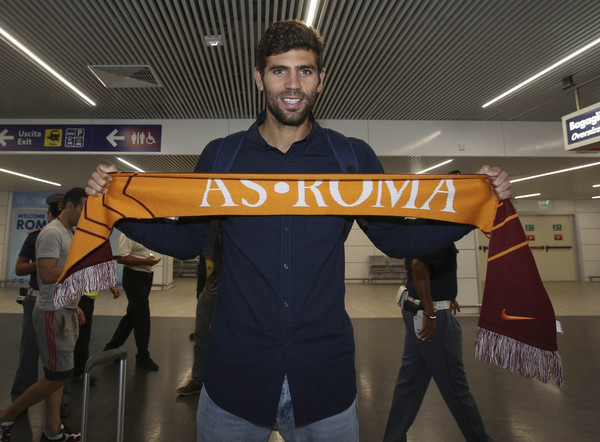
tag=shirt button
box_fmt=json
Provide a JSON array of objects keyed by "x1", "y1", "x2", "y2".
[
  {"x1": 283, "y1": 227, "x2": 289, "y2": 232},
  {"x1": 283, "y1": 302, "x2": 289, "y2": 308},
  {"x1": 283, "y1": 264, "x2": 289, "y2": 270}
]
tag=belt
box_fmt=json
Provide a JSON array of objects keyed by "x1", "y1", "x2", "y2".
[{"x1": 407, "y1": 295, "x2": 451, "y2": 311}]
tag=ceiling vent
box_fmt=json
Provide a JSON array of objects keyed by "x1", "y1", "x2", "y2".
[{"x1": 88, "y1": 64, "x2": 162, "y2": 88}]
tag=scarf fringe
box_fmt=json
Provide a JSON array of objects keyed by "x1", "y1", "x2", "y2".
[
  {"x1": 475, "y1": 327, "x2": 564, "y2": 388},
  {"x1": 53, "y1": 260, "x2": 117, "y2": 309}
]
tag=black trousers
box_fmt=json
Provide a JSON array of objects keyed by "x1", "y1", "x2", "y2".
[
  {"x1": 73, "y1": 294, "x2": 96, "y2": 375},
  {"x1": 105, "y1": 267, "x2": 153, "y2": 358}
]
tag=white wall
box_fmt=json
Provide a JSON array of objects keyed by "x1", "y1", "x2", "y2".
[
  {"x1": 344, "y1": 223, "x2": 481, "y2": 312},
  {"x1": 514, "y1": 198, "x2": 600, "y2": 281}
]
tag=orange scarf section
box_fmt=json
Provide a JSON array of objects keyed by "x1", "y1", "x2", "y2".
[{"x1": 59, "y1": 172, "x2": 497, "y2": 286}]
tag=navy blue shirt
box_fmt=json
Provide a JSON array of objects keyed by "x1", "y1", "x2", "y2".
[
  {"x1": 18, "y1": 229, "x2": 41, "y2": 291},
  {"x1": 117, "y1": 111, "x2": 472, "y2": 426},
  {"x1": 406, "y1": 243, "x2": 459, "y2": 302}
]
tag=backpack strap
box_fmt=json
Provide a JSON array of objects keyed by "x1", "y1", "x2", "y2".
[
  {"x1": 213, "y1": 128, "x2": 358, "y2": 174},
  {"x1": 326, "y1": 129, "x2": 359, "y2": 173},
  {"x1": 212, "y1": 131, "x2": 246, "y2": 173}
]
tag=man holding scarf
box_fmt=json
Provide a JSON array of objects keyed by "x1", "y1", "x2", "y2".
[{"x1": 85, "y1": 19, "x2": 511, "y2": 442}]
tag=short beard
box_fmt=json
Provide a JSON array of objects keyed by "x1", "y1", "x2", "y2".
[{"x1": 264, "y1": 88, "x2": 318, "y2": 127}]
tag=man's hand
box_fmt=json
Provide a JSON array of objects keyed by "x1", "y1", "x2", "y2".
[
  {"x1": 418, "y1": 314, "x2": 436, "y2": 342},
  {"x1": 76, "y1": 306, "x2": 86, "y2": 326},
  {"x1": 86, "y1": 164, "x2": 119, "y2": 197},
  {"x1": 477, "y1": 165, "x2": 512, "y2": 201},
  {"x1": 450, "y1": 300, "x2": 461, "y2": 315},
  {"x1": 146, "y1": 255, "x2": 161, "y2": 267},
  {"x1": 110, "y1": 286, "x2": 121, "y2": 299}
]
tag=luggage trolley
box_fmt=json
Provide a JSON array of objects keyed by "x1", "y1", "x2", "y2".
[{"x1": 81, "y1": 349, "x2": 128, "y2": 442}]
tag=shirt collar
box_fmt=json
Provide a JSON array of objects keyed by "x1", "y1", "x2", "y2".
[{"x1": 248, "y1": 110, "x2": 321, "y2": 151}]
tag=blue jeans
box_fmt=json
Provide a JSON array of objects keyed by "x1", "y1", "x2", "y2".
[{"x1": 196, "y1": 375, "x2": 358, "y2": 442}]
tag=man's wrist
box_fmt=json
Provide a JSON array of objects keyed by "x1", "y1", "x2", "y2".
[{"x1": 424, "y1": 312, "x2": 436, "y2": 320}]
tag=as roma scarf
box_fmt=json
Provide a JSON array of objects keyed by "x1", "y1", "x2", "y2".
[{"x1": 54, "y1": 172, "x2": 562, "y2": 386}]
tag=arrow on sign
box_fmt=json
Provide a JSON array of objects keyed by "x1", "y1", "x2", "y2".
[
  {"x1": 0, "y1": 128, "x2": 15, "y2": 147},
  {"x1": 106, "y1": 129, "x2": 125, "y2": 147}
]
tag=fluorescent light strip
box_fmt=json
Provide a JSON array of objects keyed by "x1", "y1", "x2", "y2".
[
  {"x1": 593, "y1": 184, "x2": 600, "y2": 188},
  {"x1": 305, "y1": 0, "x2": 319, "y2": 27},
  {"x1": 0, "y1": 26, "x2": 96, "y2": 106},
  {"x1": 416, "y1": 159, "x2": 454, "y2": 174},
  {"x1": 515, "y1": 192, "x2": 541, "y2": 199},
  {"x1": 117, "y1": 157, "x2": 145, "y2": 172},
  {"x1": 593, "y1": 195, "x2": 600, "y2": 199},
  {"x1": 0, "y1": 167, "x2": 61, "y2": 186},
  {"x1": 512, "y1": 161, "x2": 600, "y2": 183},
  {"x1": 482, "y1": 36, "x2": 600, "y2": 108}
]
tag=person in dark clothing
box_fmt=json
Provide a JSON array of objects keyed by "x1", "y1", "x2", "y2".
[{"x1": 384, "y1": 242, "x2": 491, "y2": 441}]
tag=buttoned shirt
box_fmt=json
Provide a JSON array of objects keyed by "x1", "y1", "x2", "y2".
[{"x1": 117, "y1": 111, "x2": 472, "y2": 426}]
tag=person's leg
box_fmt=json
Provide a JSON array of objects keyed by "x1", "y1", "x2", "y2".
[
  {"x1": 130, "y1": 270, "x2": 153, "y2": 359},
  {"x1": 196, "y1": 388, "x2": 271, "y2": 442},
  {"x1": 74, "y1": 296, "x2": 95, "y2": 375},
  {"x1": 10, "y1": 294, "x2": 39, "y2": 401},
  {"x1": 44, "y1": 386, "x2": 63, "y2": 432},
  {"x1": 425, "y1": 312, "x2": 491, "y2": 442},
  {"x1": 1, "y1": 378, "x2": 67, "y2": 423},
  {"x1": 383, "y1": 312, "x2": 432, "y2": 442},
  {"x1": 276, "y1": 374, "x2": 359, "y2": 442},
  {"x1": 105, "y1": 271, "x2": 136, "y2": 350}
]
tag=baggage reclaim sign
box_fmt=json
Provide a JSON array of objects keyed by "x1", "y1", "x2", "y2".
[
  {"x1": 562, "y1": 102, "x2": 600, "y2": 151},
  {"x1": 0, "y1": 124, "x2": 161, "y2": 152}
]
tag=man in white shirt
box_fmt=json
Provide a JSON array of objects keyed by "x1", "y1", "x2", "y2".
[{"x1": 104, "y1": 234, "x2": 161, "y2": 371}]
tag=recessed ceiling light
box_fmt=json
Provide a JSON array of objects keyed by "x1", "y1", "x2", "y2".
[
  {"x1": 512, "y1": 161, "x2": 600, "y2": 183},
  {"x1": 117, "y1": 157, "x2": 145, "y2": 172},
  {"x1": 0, "y1": 167, "x2": 61, "y2": 186},
  {"x1": 416, "y1": 159, "x2": 454, "y2": 174},
  {"x1": 482, "y1": 36, "x2": 600, "y2": 108},
  {"x1": 515, "y1": 193, "x2": 541, "y2": 199},
  {"x1": 305, "y1": 0, "x2": 319, "y2": 27},
  {"x1": 0, "y1": 25, "x2": 96, "y2": 106},
  {"x1": 203, "y1": 35, "x2": 223, "y2": 47}
]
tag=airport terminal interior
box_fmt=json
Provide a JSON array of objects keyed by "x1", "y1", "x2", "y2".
[
  {"x1": 0, "y1": 279, "x2": 599, "y2": 441},
  {"x1": 1, "y1": 1, "x2": 600, "y2": 441}
]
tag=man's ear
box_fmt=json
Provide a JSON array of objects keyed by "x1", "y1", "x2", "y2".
[
  {"x1": 254, "y1": 68, "x2": 264, "y2": 92},
  {"x1": 317, "y1": 68, "x2": 326, "y2": 92}
]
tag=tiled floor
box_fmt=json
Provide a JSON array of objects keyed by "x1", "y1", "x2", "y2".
[{"x1": 0, "y1": 280, "x2": 598, "y2": 441}]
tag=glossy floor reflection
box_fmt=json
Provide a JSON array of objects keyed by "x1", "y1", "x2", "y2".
[{"x1": 0, "y1": 281, "x2": 598, "y2": 441}]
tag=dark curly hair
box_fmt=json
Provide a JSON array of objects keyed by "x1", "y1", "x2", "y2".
[{"x1": 256, "y1": 20, "x2": 325, "y2": 78}]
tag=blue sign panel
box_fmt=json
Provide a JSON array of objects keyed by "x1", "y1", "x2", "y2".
[
  {"x1": 562, "y1": 103, "x2": 600, "y2": 151},
  {"x1": 0, "y1": 124, "x2": 161, "y2": 152}
]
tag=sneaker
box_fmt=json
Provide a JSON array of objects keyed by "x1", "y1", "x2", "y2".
[
  {"x1": 40, "y1": 423, "x2": 81, "y2": 441},
  {"x1": 72, "y1": 373, "x2": 97, "y2": 386},
  {"x1": 59, "y1": 403, "x2": 70, "y2": 419},
  {"x1": 176, "y1": 380, "x2": 202, "y2": 396},
  {"x1": 1, "y1": 422, "x2": 14, "y2": 442},
  {"x1": 136, "y1": 357, "x2": 159, "y2": 371}
]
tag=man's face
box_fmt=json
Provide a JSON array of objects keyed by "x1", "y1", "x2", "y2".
[
  {"x1": 254, "y1": 49, "x2": 325, "y2": 127},
  {"x1": 70, "y1": 198, "x2": 86, "y2": 226}
]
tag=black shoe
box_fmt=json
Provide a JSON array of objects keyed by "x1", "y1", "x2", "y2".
[
  {"x1": 136, "y1": 357, "x2": 159, "y2": 371},
  {"x1": 60, "y1": 403, "x2": 70, "y2": 419},
  {"x1": 189, "y1": 333, "x2": 194, "y2": 341}
]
